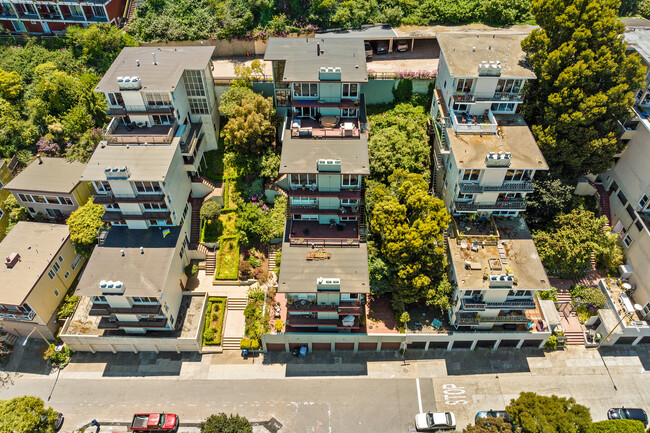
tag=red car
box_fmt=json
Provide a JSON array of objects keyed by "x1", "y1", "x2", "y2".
[{"x1": 131, "y1": 413, "x2": 179, "y2": 431}]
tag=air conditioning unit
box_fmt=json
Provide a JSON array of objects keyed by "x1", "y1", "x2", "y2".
[{"x1": 317, "y1": 277, "x2": 341, "y2": 290}]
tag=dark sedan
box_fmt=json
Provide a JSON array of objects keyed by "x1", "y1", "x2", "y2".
[{"x1": 607, "y1": 408, "x2": 648, "y2": 427}]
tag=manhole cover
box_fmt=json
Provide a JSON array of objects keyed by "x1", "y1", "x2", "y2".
[{"x1": 403, "y1": 367, "x2": 410, "y2": 373}]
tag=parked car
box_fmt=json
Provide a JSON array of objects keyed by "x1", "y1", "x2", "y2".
[
  {"x1": 364, "y1": 41, "x2": 373, "y2": 58},
  {"x1": 475, "y1": 410, "x2": 512, "y2": 423},
  {"x1": 131, "y1": 413, "x2": 179, "y2": 431},
  {"x1": 415, "y1": 411, "x2": 456, "y2": 431},
  {"x1": 54, "y1": 413, "x2": 64, "y2": 432},
  {"x1": 395, "y1": 40, "x2": 409, "y2": 52},
  {"x1": 607, "y1": 408, "x2": 648, "y2": 427},
  {"x1": 375, "y1": 40, "x2": 389, "y2": 54}
]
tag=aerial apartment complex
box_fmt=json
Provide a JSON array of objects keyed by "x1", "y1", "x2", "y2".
[
  {"x1": 430, "y1": 33, "x2": 553, "y2": 334},
  {"x1": 0, "y1": 0, "x2": 126, "y2": 34},
  {"x1": 265, "y1": 38, "x2": 371, "y2": 335}
]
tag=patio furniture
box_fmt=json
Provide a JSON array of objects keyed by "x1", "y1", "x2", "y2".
[
  {"x1": 320, "y1": 115, "x2": 340, "y2": 128},
  {"x1": 432, "y1": 318, "x2": 443, "y2": 329}
]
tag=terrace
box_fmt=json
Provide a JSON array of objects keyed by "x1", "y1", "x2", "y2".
[
  {"x1": 288, "y1": 219, "x2": 360, "y2": 247},
  {"x1": 93, "y1": 192, "x2": 165, "y2": 205},
  {"x1": 599, "y1": 279, "x2": 649, "y2": 327},
  {"x1": 104, "y1": 118, "x2": 177, "y2": 144},
  {"x1": 449, "y1": 107, "x2": 498, "y2": 134},
  {"x1": 289, "y1": 205, "x2": 360, "y2": 217},
  {"x1": 101, "y1": 210, "x2": 171, "y2": 222},
  {"x1": 287, "y1": 116, "x2": 360, "y2": 139}
]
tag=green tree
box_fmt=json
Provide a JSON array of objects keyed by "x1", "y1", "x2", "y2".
[
  {"x1": 525, "y1": 177, "x2": 574, "y2": 230},
  {"x1": 426, "y1": 274, "x2": 453, "y2": 310},
  {"x1": 200, "y1": 200, "x2": 223, "y2": 221},
  {"x1": 368, "y1": 245, "x2": 394, "y2": 294},
  {"x1": 233, "y1": 59, "x2": 265, "y2": 87},
  {"x1": 199, "y1": 413, "x2": 253, "y2": 433},
  {"x1": 260, "y1": 148, "x2": 281, "y2": 180},
  {"x1": 0, "y1": 396, "x2": 58, "y2": 433},
  {"x1": 586, "y1": 420, "x2": 645, "y2": 433},
  {"x1": 2, "y1": 195, "x2": 27, "y2": 225},
  {"x1": 533, "y1": 209, "x2": 622, "y2": 278},
  {"x1": 0, "y1": 98, "x2": 39, "y2": 158},
  {"x1": 219, "y1": 86, "x2": 257, "y2": 118},
  {"x1": 66, "y1": 128, "x2": 102, "y2": 163},
  {"x1": 521, "y1": 0, "x2": 645, "y2": 181},
  {"x1": 0, "y1": 68, "x2": 23, "y2": 100},
  {"x1": 61, "y1": 103, "x2": 94, "y2": 142},
  {"x1": 399, "y1": 311, "x2": 410, "y2": 324},
  {"x1": 66, "y1": 198, "x2": 105, "y2": 257},
  {"x1": 464, "y1": 417, "x2": 515, "y2": 433},
  {"x1": 392, "y1": 79, "x2": 413, "y2": 103},
  {"x1": 32, "y1": 63, "x2": 79, "y2": 116},
  {"x1": 366, "y1": 169, "x2": 450, "y2": 304},
  {"x1": 66, "y1": 24, "x2": 138, "y2": 74},
  {"x1": 506, "y1": 392, "x2": 591, "y2": 433},
  {"x1": 222, "y1": 94, "x2": 276, "y2": 156},
  {"x1": 331, "y1": 0, "x2": 378, "y2": 28}
]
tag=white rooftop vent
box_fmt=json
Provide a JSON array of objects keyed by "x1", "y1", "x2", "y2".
[
  {"x1": 105, "y1": 165, "x2": 130, "y2": 180},
  {"x1": 317, "y1": 277, "x2": 341, "y2": 290},
  {"x1": 485, "y1": 151, "x2": 512, "y2": 167},
  {"x1": 117, "y1": 75, "x2": 142, "y2": 90},
  {"x1": 317, "y1": 158, "x2": 342, "y2": 172},
  {"x1": 478, "y1": 60, "x2": 502, "y2": 76},
  {"x1": 488, "y1": 273, "x2": 514, "y2": 288},
  {"x1": 101, "y1": 280, "x2": 126, "y2": 295}
]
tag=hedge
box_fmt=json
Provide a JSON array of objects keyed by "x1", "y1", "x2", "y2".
[{"x1": 203, "y1": 297, "x2": 226, "y2": 346}]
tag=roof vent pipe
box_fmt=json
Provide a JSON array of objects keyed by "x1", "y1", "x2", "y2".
[
  {"x1": 317, "y1": 43, "x2": 320, "y2": 56},
  {"x1": 152, "y1": 53, "x2": 157, "y2": 65},
  {"x1": 136, "y1": 59, "x2": 140, "y2": 67},
  {"x1": 140, "y1": 246, "x2": 144, "y2": 254}
]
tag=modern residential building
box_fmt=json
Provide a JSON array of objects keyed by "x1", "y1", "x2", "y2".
[
  {"x1": 264, "y1": 37, "x2": 371, "y2": 334},
  {"x1": 0, "y1": 222, "x2": 84, "y2": 339},
  {"x1": 61, "y1": 46, "x2": 219, "y2": 344},
  {"x1": 0, "y1": 160, "x2": 14, "y2": 241},
  {"x1": 430, "y1": 33, "x2": 548, "y2": 217},
  {"x1": 5, "y1": 156, "x2": 91, "y2": 220},
  {"x1": 0, "y1": 0, "x2": 126, "y2": 35}
]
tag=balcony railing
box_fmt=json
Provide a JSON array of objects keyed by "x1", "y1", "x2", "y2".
[
  {"x1": 456, "y1": 199, "x2": 526, "y2": 212},
  {"x1": 104, "y1": 118, "x2": 177, "y2": 144},
  {"x1": 289, "y1": 205, "x2": 360, "y2": 217},
  {"x1": 287, "y1": 315, "x2": 361, "y2": 329},
  {"x1": 107, "y1": 105, "x2": 175, "y2": 117},
  {"x1": 89, "y1": 304, "x2": 162, "y2": 316},
  {"x1": 0, "y1": 310, "x2": 36, "y2": 322},
  {"x1": 93, "y1": 192, "x2": 165, "y2": 205},
  {"x1": 291, "y1": 98, "x2": 360, "y2": 109},
  {"x1": 287, "y1": 188, "x2": 361, "y2": 199},
  {"x1": 98, "y1": 317, "x2": 168, "y2": 329},
  {"x1": 458, "y1": 182, "x2": 534, "y2": 194},
  {"x1": 101, "y1": 210, "x2": 171, "y2": 222},
  {"x1": 461, "y1": 299, "x2": 535, "y2": 311},
  {"x1": 286, "y1": 300, "x2": 362, "y2": 315},
  {"x1": 449, "y1": 107, "x2": 498, "y2": 134},
  {"x1": 453, "y1": 92, "x2": 525, "y2": 104}
]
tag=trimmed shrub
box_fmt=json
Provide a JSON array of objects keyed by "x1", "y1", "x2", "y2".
[
  {"x1": 587, "y1": 419, "x2": 645, "y2": 433},
  {"x1": 203, "y1": 327, "x2": 216, "y2": 341},
  {"x1": 544, "y1": 335, "x2": 558, "y2": 351},
  {"x1": 240, "y1": 338, "x2": 251, "y2": 350},
  {"x1": 239, "y1": 261, "x2": 253, "y2": 280}
]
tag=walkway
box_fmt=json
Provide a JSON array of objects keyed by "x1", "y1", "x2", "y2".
[{"x1": 556, "y1": 288, "x2": 585, "y2": 345}]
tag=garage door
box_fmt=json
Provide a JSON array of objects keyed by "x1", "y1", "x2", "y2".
[
  {"x1": 521, "y1": 340, "x2": 543, "y2": 347},
  {"x1": 638, "y1": 336, "x2": 650, "y2": 345},
  {"x1": 312, "y1": 343, "x2": 331, "y2": 351},
  {"x1": 266, "y1": 343, "x2": 285, "y2": 351},
  {"x1": 335, "y1": 343, "x2": 354, "y2": 351},
  {"x1": 358, "y1": 342, "x2": 377, "y2": 351},
  {"x1": 614, "y1": 336, "x2": 637, "y2": 345},
  {"x1": 381, "y1": 342, "x2": 400, "y2": 350}
]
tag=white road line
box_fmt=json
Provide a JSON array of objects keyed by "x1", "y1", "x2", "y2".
[{"x1": 416, "y1": 378, "x2": 423, "y2": 414}]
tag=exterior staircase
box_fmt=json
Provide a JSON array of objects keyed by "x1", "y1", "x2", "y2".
[
  {"x1": 557, "y1": 289, "x2": 585, "y2": 345},
  {"x1": 124, "y1": 0, "x2": 142, "y2": 22},
  {"x1": 588, "y1": 180, "x2": 612, "y2": 225},
  {"x1": 0, "y1": 331, "x2": 18, "y2": 346},
  {"x1": 222, "y1": 297, "x2": 249, "y2": 350},
  {"x1": 267, "y1": 245, "x2": 279, "y2": 273},
  {"x1": 270, "y1": 175, "x2": 289, "y2": 198},
  {"x1": 205, "y1": 251, "x2": 216, "y2": 276},
  {"x1": 189, "y1": 198, "x2": 202, "y2": 249}
]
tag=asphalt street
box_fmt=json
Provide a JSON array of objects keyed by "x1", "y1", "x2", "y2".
[{"x1": 1, "y1": 346, "x2": 649, "y2": 433}]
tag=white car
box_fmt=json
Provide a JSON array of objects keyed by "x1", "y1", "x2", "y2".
[{"x1": 415, "y1": 411, "x2": 456, "y2": 431}]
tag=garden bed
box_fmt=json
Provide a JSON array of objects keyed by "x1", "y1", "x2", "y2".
[
  {"x1": 200, "y1": 219, "x2": 222, "y2": 243},
  {"x1": 203, "y1": 297, "x2": 226, "y2": 346},
  {"x1": 215, "y1": 236, "x2": 239, "y2": 280},
  {"x1": 243, "y1": 285, "x2": 271, "y2": 348}
]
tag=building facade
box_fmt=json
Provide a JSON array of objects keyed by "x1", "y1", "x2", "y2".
[
  {"x1": 0, "y1": 222, "x2": 84, "y2": 339},
  {"x1": 5, "y1": 157, "x2": 92, "y2": 220},
  {"x1": 265, "y1": 38, "x2": 371, "y2": 334},
  {"x1": 0, "y1": 160, "x2": 14, "y2": 241},
  {"x1": 0, "y1": 0, "x2": 126, "y2": 35}
]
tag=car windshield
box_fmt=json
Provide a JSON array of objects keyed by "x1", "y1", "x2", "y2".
[
  {"x1": 427, "y1": 413, "x2": 435, "y2": 426},
  {"x1": 158, "y1": 415, "x2": 165, "y2": 427},
  {"x1": 446, "y1": 413, "x2": 452, "y2": 426}
]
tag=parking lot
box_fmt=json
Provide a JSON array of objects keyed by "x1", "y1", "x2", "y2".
[{"x1": 366, "y1": 38, "x2": 439, "y2": 73}]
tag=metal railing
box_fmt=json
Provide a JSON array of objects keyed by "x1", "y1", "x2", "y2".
[
  {"x1": 289, "y1": 238, "x2": 360, "y2": 247},
  {"x1": 93, "y1": 192, "x2": 165, "y2": 204},
  {"x1": 107, "y1": 105, "x2": 175, "y2": 116},
  {"x1": 459, "y1": 182, "x2": 534, "y2": 194},
  {"x1": 0, "y1": 310, "x2": 36, "y2": 321},
  {"x1": 104, "y1": 118, "x2": 177, "y2": 144},
  {"x1": 456, "y1": 199, "x2": 526, "y2": 212},
  {"x1": 449, "y1": 107, "x2": 498, "y2": 134},
  {"x1": 453, "y1": 92, "x2": 525, "y2": 103}
]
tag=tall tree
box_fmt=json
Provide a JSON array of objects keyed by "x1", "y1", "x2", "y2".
[
  {"x1": 221, "y1": 93, "x2": 276, "y2": 156},
  {"x1": 66, "y1": 24, "x2": 138, "y2": 74},
  {"x1": 521, "y1": 0, "x2": 645, "y2": 181},
  {"x1": 0, "y1": 396, "x2": 58, "y2": 433},
  {"x1": 506, "y1": 392, "x2": 592, "y2": 433},
  {"x1": 524, "y1": 176, "x2": 574, "y2": 230},
  {"x1": 66, "y1": 197, "x2": 105, "y2": 257},
  {"x1": 366, "y1": 169, "x2": 450, "y2": 305}
]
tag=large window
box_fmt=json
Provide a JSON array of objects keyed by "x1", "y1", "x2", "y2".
[
  {"x1": 341, "y1": 108, "x2": 358, "y2": 117},
  {"x1": 456, "y1": 192, "x2": 474, "y2": 201},
  {"x1": 342, "y1": 83, "x2": 358, "y2": 98},
  {"x1": 291, "y1": 197, "x2": 317, "y2": 206},
  {"x1": 491, "y1": 102, "x2": 515, "y2": 113},
  {"x1": 455, "y1": 78, "x2": 473, "y2": 93},
  {"x1": 504, "y1": 169, "x2": 532, "y2": 182},
  {"x1": 295, "y1": 106, "x2": 317, "y2": 118},
  {"x1": 107, "y1": 92, "x2": 124, "y2": 107},
  {"x1": 143, "y1": 203, "x2": 167, "y2": 210},
  {"x1": 461, "y1": 169, "x2": 481, "y2": 182},
  {"x1": 292, "y1": 83, "x2": 318, "y2": 98},
  {"x1": 183, "y1": 69, "x2": 211, "y2": 115},
  {"x1": 151, "y1": 114, "x2": 173, "y2": 125},
  {"x1": 496, "y1": 79, "x2": 523, "y2": 94},
  {"x1": 94, "y1": 181, "x2": 111, "y2": 193},
  {"x1": 144, "y1": 92, "x2": 171, "y2": 106},
  {"x1": 91, "y1": 5, "x2": 106, "y2": 17},
  {"x1": 133, "y1": 181, "x2": 162, "y2": 193},
  {"x1": 639, "y1": 194, "x2": 649, "y2": 210},
  {"x1": 290, "y1": 174, "x2": 316, "y2": 186},
  {"x1": 71, "y1": 254, "x2": 82, "y2": 270},
  {"x1": 342, "y1": 175, "x2": 360, "y2": 187},
  {"x1": 341, "y1": 199, "x2": 359, "y2": 207}
]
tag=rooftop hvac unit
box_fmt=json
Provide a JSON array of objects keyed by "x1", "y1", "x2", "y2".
[
  {"x1": 317, "y1": 277, "x2": 341, "y2": 290},
  {"x1": 100, "y1": 279, "x2": 126, "y2": 295},
  {"x1": 105, "y1": 165, "x2": 130, "y2": 180},
  {"x1": 117, "y1": 75, "x2": 142, "y2": 90},
  {"x1": 316, "y1": 158, "x2": 342, "y2": 172}
]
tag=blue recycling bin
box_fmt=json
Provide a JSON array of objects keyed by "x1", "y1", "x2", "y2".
[{"x1": 299, "y1": 346, "x2": 308, "y2": 357}]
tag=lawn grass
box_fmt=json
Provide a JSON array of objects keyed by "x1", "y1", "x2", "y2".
[
  {"x1": 200, "y1": 219, "x2": 223, "y2": 243},
  {"x1": 215, "y1": 236, "x2": 239, "y2": 280},
  {"x1": 202, "y1": 147, "x2": 225, "y2": 184},
  {"x1": 202, "y1": 297, "x2": 226, "y2": 346}
]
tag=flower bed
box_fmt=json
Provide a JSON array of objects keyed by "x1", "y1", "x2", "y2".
[
  {"x1": 215, "y1": 236, "x2": 239, "y2": 280},
  {"x1": 203, "y1": 297, "x2": 226, "y2": 346}
]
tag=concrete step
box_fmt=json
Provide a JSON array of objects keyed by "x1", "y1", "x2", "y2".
[
  {"x1": 222, "y1": 337, "x2": 243, "y2": 350},
  {"x1": 227, "y1": 298, "x2": 249, "y2": 310}
]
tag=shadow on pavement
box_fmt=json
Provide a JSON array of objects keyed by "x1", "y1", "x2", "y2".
[
  {"x1": 71, "y1": 351, "x2": 203, "y2": 377},
  {"x1": 2, "y1": 341, "x2": 52, "y2": 376},
  {"x1": 599, "y1": 344, "x2": 650, "y2": 371}
]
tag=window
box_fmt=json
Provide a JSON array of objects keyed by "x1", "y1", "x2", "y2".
[
  {"x1": 617, "y1": 190, "x2": 628, "y2": 205},
  {"x1": 183, "y1": 69, "x2": 211, "y2": 115},
  {"x1": 340, "y1": 199, "x2": 359, "y2": 207},
  {"x1": 164, "y1": 302, "x2": 169, "y2": 313},
  {"x1": 107, "y1": 92, "x2": 124, "y2": 107},
  {"x1": 54, "y1": 289, "x2": 60, "y2": 297},
  {"x1": 144, "y1": 92, "x2": 171, "y2": 106},
  {"x1": 495, "y1": 79, "x2": 523, "y2": 94},
  {"x1": 491, "y1": 102, "x2": 515, "y2": 113},
  {"x1": 0, "y1": 208, "x2": 3, "y2": 219},
  {"x1": 292, "y1": 83, "x2": 318, "y2": 98},
  {"x1": 179, "y1": 235, "x2": 189, "y2": 259},
  {"x1": 504, "y1": 169, "x2": 532, "y2": 182},
  {"x1": 133, "y1": 181, "x2": 161, "y2": 193},
  {"x1": 342, "y1": 175, "x2": 359, "y2": 187},
  {"x1": 71, "y1": 254, "x2": 82, "y2": 270},
  {"x1": 59, "y1": 197, "x2": 73, "y2": 206},
  {"x1": 342, "y1": 83, "x2": 358, "y2": 98},
  {"x1": 455, "y1": 78, "x2": 473, "y2": 93},
  {"x1": 609, "y1": 180, "x2": 619, "y2": 193},
  {"x1": 52, "y1": 262, "x2": 61, "y2": 273},
  {"x1": 453, "y1": 103, "x2": 468, "y2": 112},
  {"x1": 341, "y1": 108, "x2": 358, "y2": 117},
  {"x1": 508, "y1": 290, "x2": 532, "y2": 297},
  {"x1": 291, "y1": 197, "x2": 317, "y2": 206},
  {"x1": 133, "y1": 297, "x2": 157, "y2": 303},
  {"x1": 91, "y1": 5, "x2": 106, "y2": 17},
  {"x1": 69, "y1": 4, "x2": 83, "y2": 16},
  {"x1": 47, "y1": 269, "x2": 55, "y2": 280},
  {"x1": 340, "y1": 216, "x2": 357, "y2": 221},
  {"x1": 461, "y1": 169, "x2": 480, "y2": 182},
  {"x1": 18, "y1": 193, "x2": 32, "y2": 202},
  {"x1": 292, "y1": 214, "x2": 318, "y2": 221},
  {"x1": 623, "y1": 234, "x2": 633, "y2": 247},
  {"x1": 58, "y1": 255, "x2": 64, "y2": 263},
  {"x1": 64, "y1": 271, "x2": 70, "y2": 279},
  {"x1": 143, "y1": 203, "x2": 167, "y2": 210},
  {"x1": 639, "y1": 194, "x2": 649, "y2": 210},
  {"x1": 290, "y1": 174, "x2": 316, "y2": 186},
  {"x1": 498, "y1": 193, "x2": 522, "y2": 200},
  {"x1": 13, "y1": 21, "x2": 26, "y2": 32},
  {"x1": 464, "y1": 290, "x2": 483, "y2": 297},
  {"x1": 46, "y1": 208, "x2": 64, "y2": 218},
  {"x1": 295, "y1": 106, "x2": 317, "y2": 118},
  {"x1": 94, "y1": 181, "x2": 111, "y2": 193},
  {"x1": 92, "y1": 296, "x2": 107, "y2": 303},
  {"x1": 28, "y1": 207, "x2": 35, "y2": 214},
  {"x1": 151, "y1": 115, "x2": 174, "y2": 125},
  {"x1": 456, "y1": 193, "x2": 474, "y2": 201},
  {"x1": 34, "y1": 195, "x2": 45, "y2": 203},
  {"x1": 169, "y1": 315, "x2": 174, "y2": 325}
]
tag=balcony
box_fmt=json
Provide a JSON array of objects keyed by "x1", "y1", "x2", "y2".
[
  {"x1": 287, "y1": 188, "x2": 361, "y2": 199},
  {"x1": 461, "y1": 299, "x2": 536, "y2": 311},
  {"x1": 93, "y1": 192, "x2": 165, "y2": 205},
  {"x1": 288, "y1": 220, "x2": 360, "y2": 247},
  {"x1": 180, "y1": 121, "x2": 203, "y2": 155},
  {"x1": 456, "y1": 313, "x2": 528, "y2": 325},
  {"x1": 0, "y1": 10, "x2": 17, "y2": 18},
  {"x1": 0, "y1": 310, "x2": 36, "y2": 322},
  {"x1": 98, "y1": 317, "x2": 168, "y2": 329},
  {"x1": 288, "y1": 116, "x2": 360, "y2": 138},
  {"x1": 289, "y1": 205, "x2": 360, "y2": 217},
  {"x1": 456, "y1": 199, "x2": 526, "y2": 212},
  {"x1": 449, "y1": 107, "x2": 498, "y2": 134},
  {"x1": 458, "y1": 182, "x2": 534, "y2": 194},
  {"x1": 107, "y1": 105, "x2": 175, "y2": 117},
  {"x1": 286, "y1": 315, "x2": 361, "y2": 329},
  {"x1": 101, "y1": 210, "x2": 171, "y2": 222},
  {"x1": 104, "y1": 118, "x2": 177, "y2": 144},
  {"x1": 453, "y1": 92, "x2": 525, "y2": 104},
  {"x1": 291, "y1": 98, "x2": 361, "y2": 109},
  {"x1": 89, "y1": 304, "x2": 162, "y2": 316},
  {"x1": 286, "y1": 300, "x2": 362, "y2": 315}
]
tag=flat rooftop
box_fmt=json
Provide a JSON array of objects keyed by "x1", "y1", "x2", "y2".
[
  {"x1": 75, "y1": 226, "x2": 181, "y2": 298},
  {"x1": 264, "y1": 37, "x2": 368, "y2": 83},
  {"x1": 5, "y1": 157, "x2": 85, "y2": 194},
  {"x1": 447, "y1": 114, "x2": 548, "y2": 170},
  {"x1": 278, "y1": 238, "x2": 370, "y2": 294},
  {"x1": 279, "y1": 133, "x2": 370, "y2": 175},
  {"x1": 448, "y1": 217, "x2": 551, "y2": 292},
  {"x1": 625, "y1": 29, "x2": 650, "y2": 66},
  {"x1": 80, "y1": 141, "x2": 177, "y2": 182},
  {"x1": 96, "y1": 46, "x2": 215, "y2": 93},
  {"x1": 0, "y1": 222, "x2": 70, "y2": 306},
  {"x1": 437, "y1": 33, "x2": 535, "y2": 78}
]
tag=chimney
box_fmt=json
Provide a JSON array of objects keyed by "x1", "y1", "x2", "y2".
[
  {"x1": 37, "y1": 155, "x2": 43, "y2": 164},
  {"x1": 5, "y1": 253, "x2": 20, "y2": 268},
  {"x1": 152, "y1": 53, "x2": 157, "y2": 65},
  {"x1": 140, "y1": 246, "x2": 144, "y2": 254},
  {"x1": 317, "y1": 43, "x2": 320, "y2": 56}
]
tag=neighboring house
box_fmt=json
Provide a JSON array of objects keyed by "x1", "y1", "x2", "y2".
[
  {"x1": 0, "y1": 160, "x2": 14, "y2": 241},
  {"x1": 265, "y1": 38, "x2": 371, "y2": 334},
  {"x1": 430, "y1": 33, "x2": 552, "y2": 332},
  {"x1": 0, "y1": 0, "x2": 126, "y2": 35},
  {"x1": 5, "y1": 156, "x2": 91, "y2": 220},
  {"x1": 60, "y1": 47, "x2": 220, "y2": 347},
  {"x1": 431, "y1": 33, "x2": 548, "y2": 216},
  {"x1": 0, "y1": 222, "x2": 84, "y2": 339}
]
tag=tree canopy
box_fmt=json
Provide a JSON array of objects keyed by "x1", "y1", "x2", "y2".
[
  {"x1": 464, "y1": 417, "x2": 515, "y2": 433},
  {"x1": 532, "y1": 209, "x2": 622, "y2": 278},
  {"x1": 586, "y1": 420, "x2": 645, "y2": 433},
  {"x1": 66, "y1": 24, "x2": 138, "y2": 74},
  {"x1": 521, "y1": 0, "x2": 645, "y2": 181},
  {"x1": 222, "y1": 93, "x2": 276, "y2": 157},
  {"x1": 66, "y1": 198, "x2": 105, "y2": 258},
  {"x1": 524, "y1": 177, "x2": 574, "y2": 230},
  {"x1": 506, "y1": 392, "x2": 592, "y2": 433},
  {"x1": 198, "y1": 413, "x2": 253, "y2": 433},
  {"x1": 0, "y1": 396, "x2": 58, "y2": 433},
  {"x1": 366, "y1": 169, "x2": 450, "y2": 305}
]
